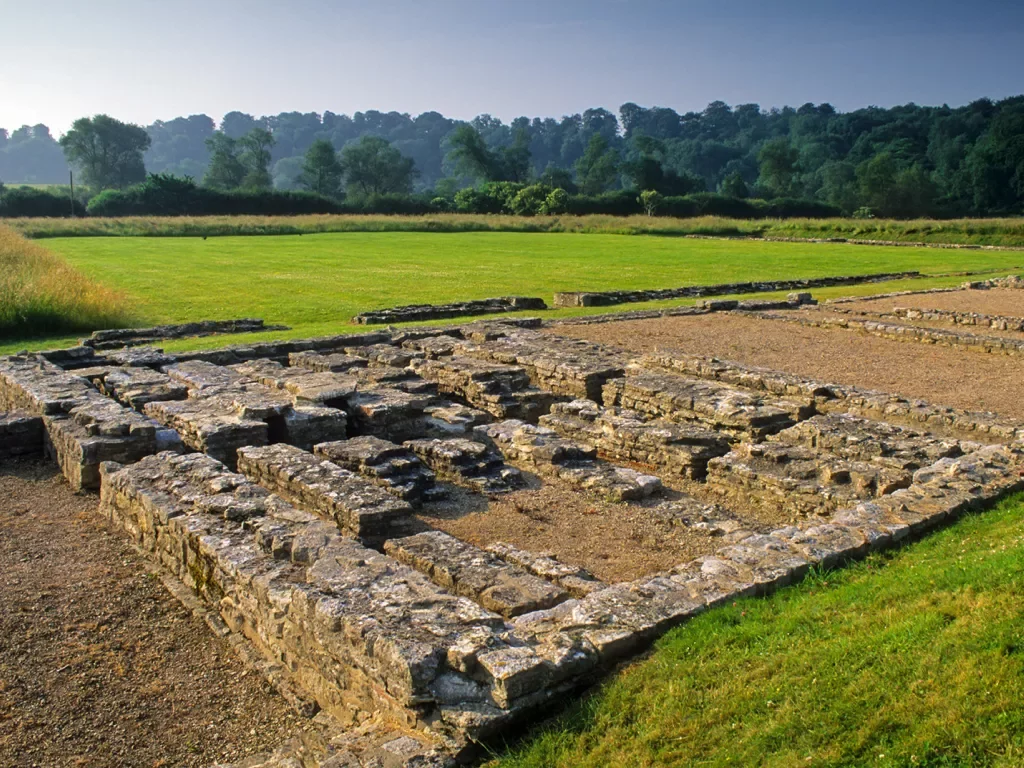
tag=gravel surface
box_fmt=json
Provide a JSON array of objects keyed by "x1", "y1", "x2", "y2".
[
  {"x1": 419, "y1": 481, "x2": 724, "y2": 584},
  {"x1": 549, "y1": 313, "x2": 1024, "y2": 419},
  {"x1": 0, "y1": 460, "x2": 301, "y2": 768},
  {"x1": 841, "y1": 288, "x2": 1024, "y2": 316}
]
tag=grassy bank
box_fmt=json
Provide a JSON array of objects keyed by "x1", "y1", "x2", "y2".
[
  {"x1": 5, "y1": 213, "x2": 1024, "y2": 247},
  {"x1": 0, "y1": 225, "x2": 133, "y2": 341},
  {"x1": 491, "y1": 493, "x2": 1024, "y2": 768}
]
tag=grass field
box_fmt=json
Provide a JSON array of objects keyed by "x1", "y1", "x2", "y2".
[
  {"x1": 491, "y1": 493, "x2": 1024, "y2": 768},
  {"x1": 3, "y1": 230, "x2": 1021, "y2": 354},
  {"x1": 6, "y1": 213, "x2": 1024, "y2": 247}
]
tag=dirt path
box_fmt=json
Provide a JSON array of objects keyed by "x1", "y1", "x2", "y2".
[
  {"x1": 840, "y1": 288, "x2": 1024, "y2": 316},
  {"x1": 549, "y1": 313, "x2": 1024, "y2": 419},
  {"x1": 0, "y1": 461, "x2": 300, "y2": 768}
]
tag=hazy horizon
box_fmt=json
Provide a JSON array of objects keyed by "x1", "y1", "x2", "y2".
[{"x1": 3, "y1": 0, "x2": 1023, "y2": 135}]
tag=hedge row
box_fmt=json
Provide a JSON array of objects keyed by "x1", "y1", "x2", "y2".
[{"x1": 1, "y1": 177, "x2": 842, "y2": 220}]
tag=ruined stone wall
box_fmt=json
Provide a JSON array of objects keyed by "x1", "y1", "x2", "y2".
[
  {"x1": 353, "y1": 297, "x2": 547, "y2": 325},
  {"x1": 552, "y1": 272, "x2": 920, "y2": 308}
]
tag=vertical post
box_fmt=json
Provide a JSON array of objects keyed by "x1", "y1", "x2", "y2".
[{"x1": 69, "y1": 170, "x2": 75, "y2": 218}]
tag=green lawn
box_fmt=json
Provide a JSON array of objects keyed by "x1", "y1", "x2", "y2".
[
  {"x1": 4, "y1": 231, "x2": 1022, "y2": 353},
  {"x1": 491, "y1": 494, "x2": 1024, "y2": 768}
]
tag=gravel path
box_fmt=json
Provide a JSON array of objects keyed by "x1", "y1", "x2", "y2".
[
  {"x1": 0, "y1": 461, "x2": 300, "y2": 768},
  {"x1": 550, "y1": 313, "x2": 1024, "y2": 419},
  {"x1": 843, "y1": 287, "x2": 1024, "y2": 316}
]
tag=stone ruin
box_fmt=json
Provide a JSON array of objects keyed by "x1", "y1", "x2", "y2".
[{"x1": 3, "y1": 312, "x2": 1024, "y2": 767}]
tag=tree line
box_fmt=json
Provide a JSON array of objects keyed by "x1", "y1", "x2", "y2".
[{"x1": 1, "y1": 95, "x2": 1022, "y2": 217}]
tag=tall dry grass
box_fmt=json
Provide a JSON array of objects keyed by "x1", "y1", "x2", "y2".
[
  {"x1": 0, "y1": 224, "x2": 134, "y2": 339},
  {"x1": 5, "y1": 213, "x2": 1024, "y2": 246}
]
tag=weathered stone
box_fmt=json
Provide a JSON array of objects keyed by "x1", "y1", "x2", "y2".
[
  {"x1": 353, "y1": 297, "x2": 546, "y2": 326},
  {"x1": 0, "y1": 411, "x2": 44, "y2": 460},
  {"x1": 0, "y1": 354, "x2": 173, "y2": 489},
  {"x1": 314, "y1": 436, "x2": 441, "y2": 505},
  {"x1": 540, "y1": 399, "x2": 730, "y2": 480},
  {"x1": 404, "y1": 438, "x2": 522, "y2": 494},
  {"x1": 551, "y1": 272, "x2": 920, "y2": 308},
  {"x1": 82, "y1": 318, "x2": 282, "y2": 350},
  {"x1": 706, "y1": 440, "x2": 912, "y2": 518},
  {"x1": 237, "y1": 444, "x2": 416, "y2": 540},
  {"x1": 96, "y1": 367, "x2": 189, "y2": 409},
  {"x1": 475, "y1": 419, "x2": 661, "y2": 502},
  {"x1": 485, "y1": 542, "x2": 603, "y2": 597},
  {"x1": 289, "y1": 350, "x2": 369, "y2": 373},
  {"x1": 412, "y1": 356, "x2": 556, "y2": 422},
  {"x1": 98, "y1": 452, "x2": 508, "y2": 741},
  {"x1": 459, "y1": 330, "x2": 629, "y2": 400},
  {"x1": 384, "y1": 531, "x2": 569, "y2": 618},
  {"x1": 605, "y1": 369, "x2": 813, "y2": 439}
]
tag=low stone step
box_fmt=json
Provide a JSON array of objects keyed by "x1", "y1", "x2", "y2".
[
  {"x1": 314, "y1": 436, "x2": 442, "y2": 505},
  {"x1": 475, "y1": 420, "x2": 661, "y2": 502},
  {"x1": 485, "y1": 542, "x2": 603, "y2": 597},
  {"x1": 404, "y1": 438, "x2": 523, "y2": 494},
  {"x1": 384, "y1": 531, "x2": 569, "y2": 617},
  {"x1": 96, "y1": 368, "x2": 188, "y2": 409},
  {"x1": 237, "y1": 443, "x2": 415, "y2": 540},
  {"x1": 541, "y1": 399, "x2": 730, "y2": 480}
]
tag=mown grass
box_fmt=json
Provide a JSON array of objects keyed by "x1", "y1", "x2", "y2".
[
  {"x1": 0, "y1": 224, "x2": 133, "y2": 341},
  {"x1": 490, "y1": 493, "x2": 1024, "y2": 768},
  {"x1": 3, "y1": 231, "x2": 1020, "y2": 354},
  {"x1": 6, "y1": 213, "x2": 1024, "y2": 247}
]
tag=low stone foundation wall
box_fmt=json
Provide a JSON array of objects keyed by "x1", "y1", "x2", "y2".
[
  {"x1": 352, "y1": 297, "x2": 547, "y2": 325},
  {"x1": 82, "y1": 318, "x2": 285, "y2": 350},
  {"x1": 0, "y1": 354, "x2": 176, "y2": 490},
  {"x1": 0, "y1": 411, "x2": 44, "y2": 459},
  {"x1": 758, "y1": 310, "x2": 1024, "y2": 357},
  {"x1": 552, "y1": 272, "x2": 920, "y2": 308}
]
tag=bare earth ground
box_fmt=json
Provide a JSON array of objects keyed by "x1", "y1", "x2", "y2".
[
  {"x1": 840, "y1": 287, "x2": 1024, "y2": 316},
  {"x1": 419, "y1": 480, "x2": 723, "y2": 584},
  {"x1": 0, "y1": 461, "x2": 301, "y2": 768},
  {"x1": 549, "y1": 313, "x2": 1024, "y2": 419}
]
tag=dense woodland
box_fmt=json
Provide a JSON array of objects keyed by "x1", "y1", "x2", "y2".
[{"x1": 1, "y1": 96, "x2": 1023, "y2": 217}]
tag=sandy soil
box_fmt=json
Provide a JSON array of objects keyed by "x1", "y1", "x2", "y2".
[
  {"x1": 418, "y1": 480, "x2": 726, "y2": 584},
  {"x1": 0, "y1": 461, "x2": 301, "y2": 768},
  {"x1": 839, "y1": 288, "x2": 1024, "y2": 317},
  {"x1": 549, "y1": 313, "x2": 1024, "y2": 419}
]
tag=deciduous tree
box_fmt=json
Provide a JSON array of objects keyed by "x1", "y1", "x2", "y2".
[
  {"x1": 340, "y1": 136, "x2": 417, "y2": 197},
  {"x1": 59, "y1": 115, "x2": 151, "y2": 189},
  {"x1": 298, "y1": 138, "x2": 343, "y2": 197}
]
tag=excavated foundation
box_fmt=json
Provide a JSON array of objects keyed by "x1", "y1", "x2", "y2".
[{"x1": 3, "y1": 301, "x2": 1024, "y2": 767}]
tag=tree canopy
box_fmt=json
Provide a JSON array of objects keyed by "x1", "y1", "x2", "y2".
[
  {"x1": 3, "y1": 95, "x2": 1023, "y2": 216},
  {"x1": 58, "y1": 115, "x2": 151, "y2": 190},
  {"x1": 340, "y1": 135, "x2": 417, "y2": 197}
]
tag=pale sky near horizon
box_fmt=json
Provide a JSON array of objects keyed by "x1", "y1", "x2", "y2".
[{"x1": 2, "y1": 0, "x2": 1023, "y2": 135}]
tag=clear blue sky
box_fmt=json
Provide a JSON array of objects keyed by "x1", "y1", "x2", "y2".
[{"x1": 2, "y1": 0, "x2": 1022, "y2": 134}]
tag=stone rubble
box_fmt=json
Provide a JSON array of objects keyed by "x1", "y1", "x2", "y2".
[
  {"x1": 459, "y1": 330, "x2": 629, "y2": 400},
  {"x1": 147, "y1": 360, "x2": 348, "y2": 467}
]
